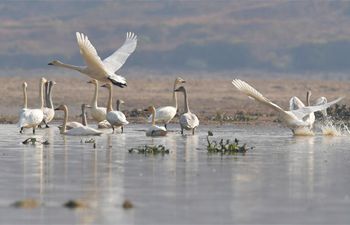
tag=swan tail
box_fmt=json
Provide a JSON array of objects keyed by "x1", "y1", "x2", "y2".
[{"x1": 108, "y1": 74, "x2": 127, "y2": 88}]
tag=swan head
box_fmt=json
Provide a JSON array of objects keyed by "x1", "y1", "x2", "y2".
[
  {"x1": 101, "y1": 83, "x2": 112, "y2": 89},
  {"x1": 174, "y1": 86, "x2": 186, "y2": 93},
  {"x1": 144, "y1": 105, "x2": 156, "y2": 113},
  {"x1": 117, "y1": 99, "x2": 125, "y2": 105},
  {"x1": 48, "y1": 60, "x2": 62, "y2": 66},
  {"x1": 87, "y1": 79, "x2": 98, "y2": 85},
  {"x1": 55, "y1": 104, "x2": 68, "y2": 111},
  {"x1": 22, "y1": 82, "x2": 27, "y2": 88},
  {"x1": 175, "y1": 77, "x2": 186, "y2": 85},
  {"x1": 41, "y1": 77, "x2": 47, "y2": 83},
  {"x1": 49, "y1": 80, "x2": 57, "y2": 86},
  {"x1": 81, "y1": 104, "x2": 91, "y2": 110}
]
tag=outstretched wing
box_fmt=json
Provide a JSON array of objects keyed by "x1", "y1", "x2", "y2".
[
  {"x1": 292, "y1": 97, "x2": 343, "y2": 120},
  {"x1": 289, "y1": 96, "x2": 305, "y2": 111},
  {"x1": 103, "y1": 32, "x2": 138, "y2": 73},
  {"x1": 76, "y1": 32, "x2": 106, "y2": 74},
  {"x1": 232, "y1": 79, "x2": 286, "y2": 114}
]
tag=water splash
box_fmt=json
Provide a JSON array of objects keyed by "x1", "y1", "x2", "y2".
[
  {"x1": 319, "y1": 119, "x2": 350, "y2": 136},
  {"x1": 293, "y1": 127, "x2": 315, "y2": 136}
]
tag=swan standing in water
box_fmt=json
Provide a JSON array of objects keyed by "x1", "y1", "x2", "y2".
[
  {"x1": 148, "y1": 77, "x2": 186, "y2": 129},
  {"x1": 144, "y1": 106, "x2": 167, "y2": 137},
  {"x1": 232, "y1": 79, "x2": 343, "y2": 134},
  {"x1": 48, "y1": 32, "x2": 137, "y2": 88},
  {"x1": 42, "y1": 80, "x2": 56, "y2": 128},
  {"x1": 18, "y1": 79, "x2": 45, "y2": 134},
  {"x1": 174, "y1": 86, "x2": 199, "y2": 135},
  {"x1": 101, "y1": 83, "x2": 129, "y2": 133},
  {"x1": 55, "y1": 104, "x2": 102, "y2": 136},
  {"x1": 289, "y1": 91, "x2": 315, "y2": 129}
]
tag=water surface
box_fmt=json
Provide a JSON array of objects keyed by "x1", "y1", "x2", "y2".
[{"x1": 1, "y1": 124, "x2": 350, "y2": 224}]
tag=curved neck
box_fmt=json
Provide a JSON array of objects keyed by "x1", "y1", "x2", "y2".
[
  {"x1": 82, "y1": 106, "x2": 87, "y2": 126},
  {"x1": 151, "y1": 107, "x2": 156, "y2": 126},
  {"x1": 23, "y1": 85, "x2": 27, "y2": 109},
  {"x1": 40, "y1": 80, "x2": 45, "y2": 110},
  {"x1": 182, "y1": 89, "x2": 190, "y2": 113},
  {"x1": 62, "y1": 106, "x2": 68, "y2": 134},
  {"x1": 55, "y1": 62, "x2": 84, "y2": 73},
  {"x1": 107, "y1": 87, "x2": 113, "y2": 112},
  {"x1": 116, "y1": 101, "x2": 121, "y2": 111},
  {"x1": 172, "y1": 81, "x2": 178, "y2": 109},
  {"x1": 47, "y1": 83, "x2": 54, "y2": 109},
  {"x1": 91, "y1": 82, "x2": 98, "y2": 107}
]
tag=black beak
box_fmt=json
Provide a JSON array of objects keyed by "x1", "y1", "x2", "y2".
[
  {"x1": 48, "y1": 62, "x2": 53, "y2": 65},
  {"x1": 143, "y1": 109, "x2": 148, "y2": 112},
  {"x1": 54, "y1": 107, "x2": 59, "y2": 110}
]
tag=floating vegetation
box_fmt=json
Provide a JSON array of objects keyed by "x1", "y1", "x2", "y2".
[
  {"x1": 22, "y1": 138, "x2": 49, "y2": 145},
  {"x1": 81, "y1": 138, "x2": 96, "y2": 148},
  {"x1": 206, "y1": 131, "x2": 253, "y2": 154},
  {"x1": 63, "y1": 200, "x2": 88, "y2": 209},
  {"x1": 12, "y1": 199, "x2": 40, "y2": 209},
  {"x1": 210, "y1": 111, "x2": 260, "y2": 122},
  {"x1": 122, "y1": 199, "x2": 134, "y2": 209},
  {"x1": 128, "y1": 144, "x2": 170, "y2": 155}
]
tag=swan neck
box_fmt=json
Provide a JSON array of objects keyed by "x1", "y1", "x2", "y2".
[
  {"x1": 56, "y1": 62, "x2": 84, "y2": 73},
  {"x1": 183, "y1": 89, "x2": 190, "y2": 113},
  {"x1": 91, "y1": 82, "x2": 98, "y2": 107},
  {"x1": 47, "y1": 83, "x2": 54, "y2": 109},
  {"x1": 40, "y1": 80, "x2": 45, "y2": 110},
  {"x1": 306, "y1": 92, "x2": 311, "y2": 106},
  {"x1": 23, "y1": 84, "x2": 27, "y2": 109},
  {"x1": 82, "y1": 107, "x2": 87, "y2": 126},
  {"x1": 116, "y1": 101, "x2": 121, "y2": 111},
  {"x1": 62, "y1": 106, "x2": 68, "y2": 134},
  {"x1": 151, "y1": 107, "x2": 156, "y2": 126},
  {"x1": 107, "y1": 87, "x2": 113, "y2": 112},
  {"x1": 172, "y1": 81, "x2": 178, "y2": 109}
]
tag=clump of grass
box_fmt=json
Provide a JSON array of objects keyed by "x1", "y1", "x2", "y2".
[
  {"x1": 210, "y1": 111, "x2": 259, "y2": 122},
  {"x1": 122, "y1": 199, "x2": 134, "y2": 209},
  {"x1": 128, "y1": 145, "x2": 169, "y2": 155},
  {"x1": 81, "y1": 138, "x2": 96, "y2": 148},
  {"x1": 206, "y1": 131, "x2": 253, "y2": 154},
  {"x1": 63, "y1": 200, "x2": 89, "y2": 209},
  {"x1": 12, "y1": 199, "x2": 40, "y2": 209},
  {"x1": 22, "y1": 138, "x2": 49, "y2": 145}
]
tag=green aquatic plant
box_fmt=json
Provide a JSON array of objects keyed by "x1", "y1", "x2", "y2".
[
  {"x1": 63, "y1": 199, "x2": 88, "y2": 209},
  {"x1": 12, "y1": 199, "x2": 40, "y2": 209},
  {"x1": 206, "y1": 131, "x2": 253, "y2": 154},
  {"x1": 128, "y1": 144, "x2": 170, "y2": 155},
  {"x1": 81, "y1": 138, "x2": 96, "y2": 148}
]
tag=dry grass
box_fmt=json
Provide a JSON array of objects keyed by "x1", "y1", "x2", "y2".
[{"x1": 3, "y1": 75, "x2": 350, "y2": 124}]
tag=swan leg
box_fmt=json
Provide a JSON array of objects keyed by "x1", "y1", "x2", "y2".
[
  {"x1": 192, "y1": 128, "x2": 195, "y2": 135},
  {"x1": 33, "y1": 127, "x2": 36, "y2": 134},
  {"x1": 20, "y1": 127, "x2": 24, "y2": 134},
  {"x1": 181, "y1": 128, "x2": 184, "y2": 135},
  {"x1": 112, "y1": 126, "x2": 115, "y2": 134},
  {"x1": 121, "y1": 126, "x2": 124, "y2": 133},
  {"x1": 43, "y1": 120, "x2": 49, "y2": 128},
  {"x1": 164, "y1": 124, "x2": 167, "y2": 129}
]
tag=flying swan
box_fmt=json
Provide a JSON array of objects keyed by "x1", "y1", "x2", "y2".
[
  {"x1": 48, "y1": 32, "x2": 137, "y2": 88},
  {"x1": 232, "y1": 79, "x2": 343, "y2": 134}
]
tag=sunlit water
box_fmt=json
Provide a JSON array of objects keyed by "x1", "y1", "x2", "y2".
[{"x1": 1, "y1": 124, "x2": 350, "y2": 224}]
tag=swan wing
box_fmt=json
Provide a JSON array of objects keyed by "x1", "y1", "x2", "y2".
[
  {"x1": 315, "y1": 96, "x2": 328, "y2": 116},
  {"x1": 66, "y1": 126, "x2": 102, "y2": 136},
  {"x1": 232, "y1": 79, "x2": 286, "y2": 114},
  {"x1": 103, "y1": 32, "x2": 137, "y2": 73},
  {"x1": 76, "y1": 32, "x2": 107, "y2": 75},
  {"x1": 107, "y1": 111, "x2": 129, "y2": 125},
  {"x1": 180, "y1": 113, "x2": 199, "y2": 129},
  {"x1": 291, "y1": 97, "x2": 343, "y2": 120},
  {"x1": 289, "y1": 96, "x2": 305, "y2": 110}
]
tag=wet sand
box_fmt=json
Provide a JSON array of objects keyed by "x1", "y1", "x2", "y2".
[{"x1": 1, "y1": 75, "x2": 349, "y2": 124}]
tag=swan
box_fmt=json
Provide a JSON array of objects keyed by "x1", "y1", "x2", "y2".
[
  {"x1": 101, "y1": 83, "x2": 129, "y2": 133},
  {"x1": 144, "y1": 106, "x2": 167, "y2": 137},
  {"x1": 315, "y1": 97, "x2": 328, "y2": 117},
  {"x1": 289, "y1": 91, "x2": 315, "y2": 129},
  {"x1": 58, "y1": 103, "x2": 88, "y2": 130},
  {"x1": 55, "y1": 104, "x2": 102, "y2": 136},
  {"x1": 174, "y1": 86, "x2": 199, "y2": 135},
  {"x1": 42, "y1": 80, "x2": 56, "y2": 128},
  {"x1": 48, "y1": 32, "x2": 137, "y2": 88},
  {"x1": 18, "y1": 79, "x2": 45, "y2": 134},
  {"x1": 87, "y1": 79, "x2": 108, "y2": 122},
  {"x1": 148, "y1": 77, "x2": 186, "y2": 128},
  {"x1": 232, "y1": 79, "x2": 343, "y2": 133}
]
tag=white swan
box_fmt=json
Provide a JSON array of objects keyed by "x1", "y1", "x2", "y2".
[
  {"x1": 148, "y1": 77, "x2": 186, "y2": 128},
  {"x1": 55, "y1": 104, "x2": 102, "y2": 136},
  {"x1": 289, "y1": 91, "x2": 315, "y2": 129},
  {"x1": 144, "y1": 106, "x2": 167, "y2": 137},
  {"x1": 18, "y1": 79, "x2": 45, "y2": 134},
  {"x1": 174, "y1": 86, "x2": 199, "y2": 135},
  {"x1": 48, "y1": 32, "x2": 137, "y2": 88},
  {"x1": 42, "y1": 80, "x2": 56, "y2": 128},
  {"x1": 315, "y1": 97, "x2": 328, "y2": 117},
  {"x1": 232, "y1": 79, "x2": 343, "y2": 133},
  {"x1": 101, "y1": 83, "x2": 129, "y2": 133},
  {"x1": 87, "y1": 79, "x2": 108, "y2": 122}
]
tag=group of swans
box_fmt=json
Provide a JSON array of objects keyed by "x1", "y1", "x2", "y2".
[
  {"x1": 48, "y1": 32, "x2": 137, "y2": 88},
  {"x1": 232, "y1": 79, "x2": 343, "y2": 134}
]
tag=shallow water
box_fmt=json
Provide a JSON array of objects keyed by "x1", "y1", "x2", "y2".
[{"x1": 1, "y1": 124, "x2": 350, "y2": 224}]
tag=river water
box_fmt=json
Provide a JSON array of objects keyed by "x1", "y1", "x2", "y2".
[{"x1": 1, "y1": 124, "x2": 350, "y2": 224}]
